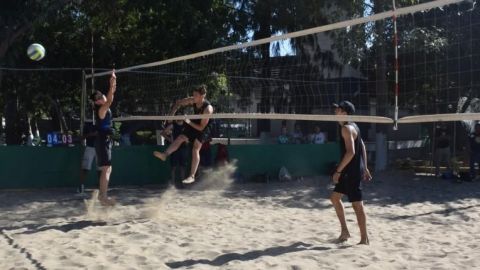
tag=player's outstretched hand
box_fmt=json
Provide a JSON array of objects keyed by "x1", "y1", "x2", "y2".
[{"x1": 110, "y1": 69, "x2": 117, "y2": 90}]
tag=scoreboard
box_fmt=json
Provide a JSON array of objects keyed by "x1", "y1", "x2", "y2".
[{"x1": 46, "y1": 132, "x2": 73, "y2": 147}]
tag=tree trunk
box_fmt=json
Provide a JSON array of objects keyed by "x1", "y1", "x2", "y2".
[
  {"x1": 5, "y1": 93, "x2": 22, "y2": 145},
  {"x1": 47, "y1": 96, "x2": 68, "y2": 133},
  {"x1": 372, "y1": 0, "x2": 390, "y2": 172},
  {"x1": 255, "y1": 3, "x2": 273, "y2": 136},
  {"x1": 374, "y1": 0, "x2": 389, "y2": 133}
]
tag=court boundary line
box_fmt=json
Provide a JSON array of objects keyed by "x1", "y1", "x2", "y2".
[{"x1": 0, "y1": 228, "x2": 47, "y2": 270}]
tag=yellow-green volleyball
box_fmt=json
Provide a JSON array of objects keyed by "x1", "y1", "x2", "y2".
[{"x1": 27, "y1": 43, "x2": 46, "y2": 61}]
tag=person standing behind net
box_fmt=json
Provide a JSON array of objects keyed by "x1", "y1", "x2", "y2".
[
  {"x1": 161, "y1": 118, "x2": 187, "y2": 189},
  {"x1": 78, "y1": 121, "x2": 100, "y2": 194},
  {"x1": 292, "y1": 123, "x2": 305, "y2": 144},
  {"x1": 469, "y1": 123, "x2": 480, "y2": 181},
  {"x1": 310, "y1": 125, "x2": 326, "y2": 144},
  {"x1": 153, "y1": 85, "x2": 213, "y2": 184},
  {"x1": 330, "y1": 100, "x2": 372, "y2": 245},
  {"x1": 277, "y1": 126, "x2": 291, "y2": 144},
  {"x1": 434, "y1": 127, "x2": 451, "y2": 178},
  {"x1": 89, "y1": 70, "x2": 116, "y2": 206}
]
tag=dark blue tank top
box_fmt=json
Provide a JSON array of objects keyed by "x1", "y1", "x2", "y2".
[{"x1": 95, "y1": 108, "x2": 113, "y2": 135}]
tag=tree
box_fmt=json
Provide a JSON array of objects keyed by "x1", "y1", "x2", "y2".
[
  {"x1": 0, "y1": 0, "x2": 80, "y2": 144},
  {"x1": 1, "y1": 0, "x2": 243, "y2": 144},
  {"x1": 225, "y1": 1, "x2": 364, "y2": 133}
]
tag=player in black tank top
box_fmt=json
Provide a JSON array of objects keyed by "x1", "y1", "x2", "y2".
[
  {"x1": 89, "y1": 70, "x2": 117, "y2": 206},
  {"x1": 153, "y1": 84, "x2": 214, "y2": 185},
  {"x1": 338, "y1": 122, "x2": 364, "y2": 182},
  {"x1": 330, "y1": 101, "x2": 372, "y2": 245}
]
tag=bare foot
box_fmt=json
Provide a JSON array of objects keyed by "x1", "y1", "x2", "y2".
[
  {"x1": 153, "y1": 151, "x2": 167, "y2": 161},
  {"x1": 98, "y1": 196, "x2": 116, "y2": 206},
  {"x1": 336, "y1": 231, "x2": 351, "y2": 243},
  {"x1": 358, "y1": 238, "x2": 369, "y2": 245}
]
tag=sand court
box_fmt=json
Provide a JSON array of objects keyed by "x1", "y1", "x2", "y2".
[{"x1": 1, "y1": 170, "x2": 479, "y2": 270}]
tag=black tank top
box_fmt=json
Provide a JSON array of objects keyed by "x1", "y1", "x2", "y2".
[
  {"x1": 192, "y1": 100, "x2": 211, "y2": 126},
  {"x1": 339, "y1": 122, "x2": 364, "y2": 178},
  {"x1": 94, "y1": 108, "x2": 113, "y2": 135}
]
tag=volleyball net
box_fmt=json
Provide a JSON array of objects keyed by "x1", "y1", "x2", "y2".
[{"x1": 84, "y1": 0, "x2": 479, "y2": 129}]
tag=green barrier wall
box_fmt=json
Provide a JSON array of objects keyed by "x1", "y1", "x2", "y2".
[
  {"x1": 228, "y1": 143, "x2": 340, "y2": 178},
  {"x1": 0, "y1": 143, "x2": 340, "y2": 189},
  {"x1": 0, "y1": 146, "x2": 84, "y2": 189}
]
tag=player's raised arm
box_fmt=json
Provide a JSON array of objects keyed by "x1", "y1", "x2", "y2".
[
  {"x1": 173, "y1": 97, "x2": 195, "y2": 110},
  {"x1": 99, "y1": 70, "x2": 116, "y2": 119}
]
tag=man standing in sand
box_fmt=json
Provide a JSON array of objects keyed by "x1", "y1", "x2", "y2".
[
  {"x1": 153, "y1": 85, "x2": 213, "y2": 185},
  {"x1": 90, "y1": 70, "x2": 116, "y2": 206},
  {"x1": 330, "y1": 100, "x2": 372, "y2": 245}
]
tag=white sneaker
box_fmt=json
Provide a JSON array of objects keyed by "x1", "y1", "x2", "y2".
[{"x1": 182, "y1": 176, "x2": 195, "y2": 184}]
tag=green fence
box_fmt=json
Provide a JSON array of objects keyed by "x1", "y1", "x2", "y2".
[
  {"x1": 228, "y1": 143, "x2": 340, "y2": 178},
  {"x1": 0, "y1": 143, "x2": 340, "y2": 189}
]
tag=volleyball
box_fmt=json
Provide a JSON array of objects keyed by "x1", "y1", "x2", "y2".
[{"x1": 27, "y1": 43, "x2": 46, "y2": 61}]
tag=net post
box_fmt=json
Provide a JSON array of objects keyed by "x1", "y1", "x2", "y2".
[
  {"x1": 392, "y1": 0, "x2": 399, "y2": 131},
  {"x1": 80, "y1": 69, "x2": 86, "y2": 137}
]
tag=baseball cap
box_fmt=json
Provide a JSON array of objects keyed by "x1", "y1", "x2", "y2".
[{"x1": 333, "y1": 100, "x2": 355, "y2": 114}]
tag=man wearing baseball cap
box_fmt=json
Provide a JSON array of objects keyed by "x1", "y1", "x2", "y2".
[
  {"x1": 330, "y1": 100, "x2": 372, "y2": 245},
  {"x1": 332, "y1": 100, "x2": 356, "y2": 115}
]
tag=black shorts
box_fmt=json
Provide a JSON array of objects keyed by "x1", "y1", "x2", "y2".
[
  {"x1": 182, "y1": 125, "x2": 209, "y2": 143},
  {"x1": 95, "y1": 133, "x2": 112, "y2": 167},
  {"x1": 333, "y1": 172, "x2": 362, "y2": 202},
  {"x1": 170, "y1": 144, "x2": 188, "y2": 167}
]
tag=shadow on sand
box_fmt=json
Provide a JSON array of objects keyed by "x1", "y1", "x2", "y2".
[{"x1": 165, "y1": 241, "x2": 331, "y2": 268}]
